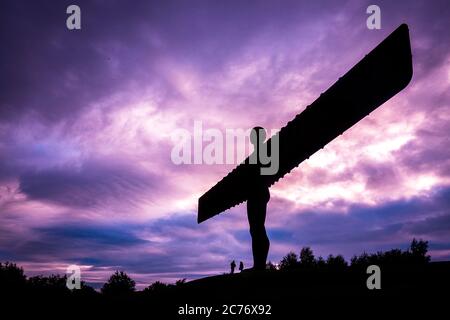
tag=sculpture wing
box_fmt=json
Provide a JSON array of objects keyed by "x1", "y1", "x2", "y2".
[{"x1": 198, "y1": 24, "x2": 413, "y2": 223}]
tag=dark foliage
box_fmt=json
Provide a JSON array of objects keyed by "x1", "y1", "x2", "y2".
[
  {"x1": 299, "y1": 247, "x2": 316, "y2": 268},
  {"x1": 326, "y1": 254, "x2": 348, "y2": 269},
  {"x1": 144, "y1": 280, "x2": 168, "y2": 292},
  {"x1": 0, "y1": 238, "x2": 434, "y2": 305},
  {"x1": 0, "y1": 262, "x2": 26, "y2": 292},
  {"x1": 101, "y1": 271, "x2": 136, "y2": 296},
  {"x1": 28, "y1": 274, "x2": 69, "y2": 294},
  {"x1": 350, "y1": 238, "x2": 430, "y2": 270},
  {"x1": 277, "y1": 239, "x2": 430, "y2": 272},
  {"x1": 278, "y1": 251, "x2": 299, "y2": 270},
  {"x1": 266, "y1": 261, "x2": 277, "y2": 270}
]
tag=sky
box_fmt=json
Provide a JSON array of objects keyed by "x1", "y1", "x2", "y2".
[{"x1": 1, "y1": 0, "x2": 450, "y2": 289}]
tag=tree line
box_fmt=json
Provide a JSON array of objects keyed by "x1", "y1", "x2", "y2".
[
  {"x1": 0, "y1": 239, "x2": 430, "y2": 297},
  {"x1": 273, "y1": 238, "x2": 430, "y2": 271}
]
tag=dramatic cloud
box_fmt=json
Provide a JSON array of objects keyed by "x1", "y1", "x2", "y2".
[{"x1": 1, "y1": 0, "x2": 450, "y2": 288}]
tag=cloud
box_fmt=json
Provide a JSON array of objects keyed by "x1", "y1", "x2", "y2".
[
  {"x1": 266, "y1": 186, "x2": 450, "y2": 259},
  {"x1": 1, "y1": 0, "x2": 450, "y2": 286},
  {"x1": 2, "y1": 186, "x2": 449, "y2": 288},
  {"x1": 18, "y1": 158, "x2": 162, "y2": 209}
]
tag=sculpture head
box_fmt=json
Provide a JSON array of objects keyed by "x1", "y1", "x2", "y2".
[{"x1": 250, "y1": 126, "x2": 266, "y2": 146}]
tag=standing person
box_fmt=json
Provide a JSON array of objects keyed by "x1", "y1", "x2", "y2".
[
  {"x1": 230, "y1": 260, "x2": 236, "y2": 274},
  {"x1": 239, "y1": 261, "x2": 244, "y2": 272}
]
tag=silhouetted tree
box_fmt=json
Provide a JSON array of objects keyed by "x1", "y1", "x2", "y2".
[
  {"x1": 350, "y1": 252, "x2": 369, "y2": 268},
  {"x1": 101, "y1": 271, "x2": 136, "y2": 296},
  {"x1": 299, "y1": 247, "x2": 316, "y2": 268},
  {"x1": 316, "y1": 256, "x2": 326, "y2": 269},
  {"x1": 175, "y1": 278, "x2": 186, "y2": 287},
  {"x1": 378, "y1": 249, "x2": 405, "y2": 265},
  {"x1": 326, "y1": 254, "x2": 347, "y2": 269},
  {"x1": 350, "y1": 239, "x2": 431, "y2": 270},
  {"x1": 0, "y1": 262, "x2": 27, "y2": 292},
  {"x1": 409, "y1": 238, "x2": 430, "y2": 264},
  {"x1": 75, "y1": 281, "x2": 98, "y2": 297},
  {"x1": 28, "y1": 274, "x2": 70, "y2": 295},
  {"x1": 143, "y1": 281, "x2": 169, "y2": 295},
  {"x1": 279, "y1": 252, "x2": 298, "y2": 270},
  {"x1": 266, "y1": 261, "x2": 277, "y2": 270}
]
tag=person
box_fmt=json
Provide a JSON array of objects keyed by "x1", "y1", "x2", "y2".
[
  {"x1": 239, "y1": 261, "x2": 244, "y2": 272},
  {"x1": 247, "y1": 127, "x2": 271, "y2": 271},
  {"x1": 230, "y1": 260, "x2": 236, "y2": 274}
]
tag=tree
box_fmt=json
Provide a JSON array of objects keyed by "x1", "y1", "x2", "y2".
[
  {"x1": 349, "y1": 239, "x2": 431, "y2": 269},
  {"x1": 101, "y1": 271, "x2": 136, "y2": 296},
  {"x1": 143, "y1": 281, "x2": 169, "y2": 295},
  {"x1": 326, "y1": 254, "x2": 347, "y2": 270},
  {"x1": 28, "y1": 274, "x2": 70, "y2": 296},
  {"x1": 299, "y1": 247, "x2": 316, "y2": 268},
  {"x1": 0, "y1": 262, "x2": 27, "y2": 292},
  {"x1": 266, "y1": 261, "x2": 277, "y2": 270},
  {"x1": 279, "y1": 252, "x2": 298, "y2": 270},
  {"x1": 409, "y1": 238, "x2": 430, "y2": 263},
  {"x1": 175, "y1": 278, "x2": 186, "y2": 287},
  {"x1": 350, "y1": 252, "x2": 370, "y2": 270},
  {"x1": 74, "y1": 281, "x2": 98, "y2": 297},
  {"x1": 316, "y1": 256, "x2": 326, "y2": 269}
]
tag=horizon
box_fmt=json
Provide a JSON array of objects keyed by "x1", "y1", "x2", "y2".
[
  {"x1": 1, "y1": 238, "x2": 433, "y2": 291},
  {"x1": 1, "y1": 0, "x2": 450, "y2": 290}
]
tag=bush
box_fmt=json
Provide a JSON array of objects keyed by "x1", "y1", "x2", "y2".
[
  {"x1": 279, "y1": 252, "x2": 298, "y2": 270},
  {"x1": 326, "y1": 254, "x2": 347, "y2": 269},
  {"x1": 409, "y1": 238, "x2": 430, "y2": 264},
  {"x1": 28, "y1": 274, "x2": 70, "y2": 295},
  {"x1": 316, "y1": 256, "x2": 326, "y2": 268},
  {"x1": 0, "y1": 262, "x2": 27, "y2": 291},
  {"x1": 266, "y1": 261, "x2": 277, "y2": 270},
  {"x1": 350, "y1": 239, "x2": 431, "y2": 269},
  {"x1": 101, "y1": 271, "x2": 136, "y2": 296},
  {"x1": 299, "y1": 247, "x2": 316, "y2": 268},
  {"x1": 143, "y1": 281, "x2": 169, "y2": 295}
]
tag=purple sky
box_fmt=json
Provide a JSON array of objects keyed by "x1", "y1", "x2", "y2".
[{"x1": 1, "y1": 0, "x2": 450, "y2": 289}]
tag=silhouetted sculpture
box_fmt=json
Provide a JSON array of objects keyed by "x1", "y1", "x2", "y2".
[
  {"x1": 230, "y1": 260, "x2": 236, "y2": 274},
  {"x1": 198, "y1": 24, "x2": 413, "y2": 272},
  {"x1": 239, "y1": 261, "x2": 244, "y2": 272},
  {"x1": 247, "y1": 127, "x2": 270, "y2": 270}
]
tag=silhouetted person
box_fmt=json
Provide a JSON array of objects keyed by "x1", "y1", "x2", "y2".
[
  {"x1": 239, "y1": 261, "x2": 244, "y2": 272},
  {"x1": 230, "y1": 260, "x2": 236, "y2": 274},
  {"x1": 247, "y1": 127, "x2": 270, "y2": 270}
]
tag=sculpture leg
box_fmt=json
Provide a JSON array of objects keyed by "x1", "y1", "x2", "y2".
[{"x1": 247, "y1": 199, "x2": 270, "y2": 270}]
